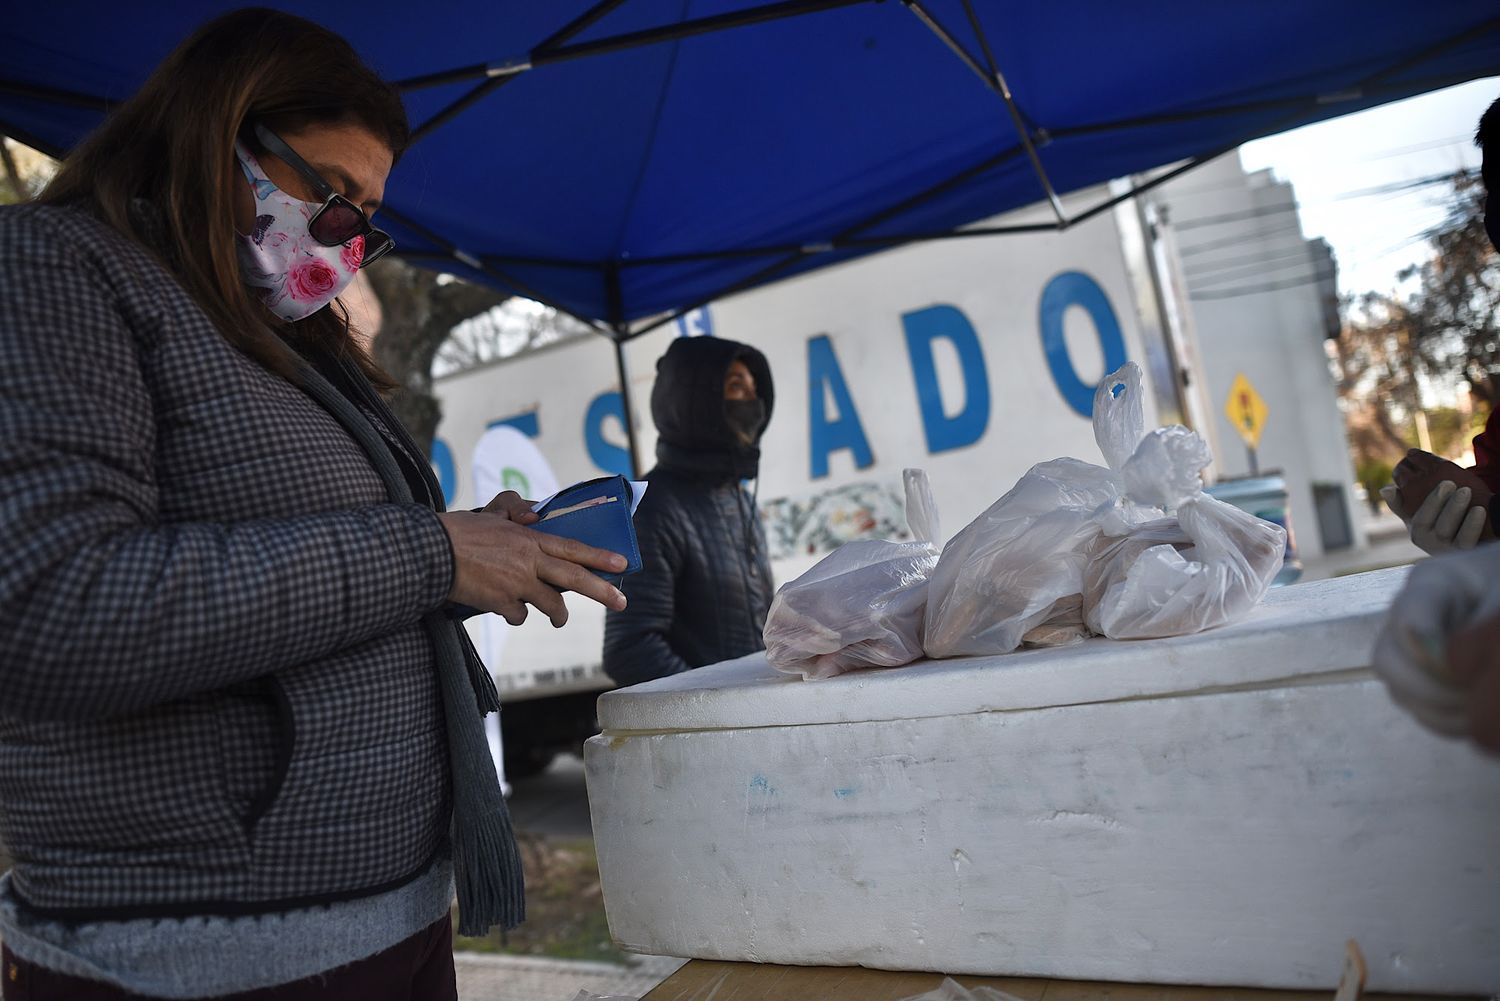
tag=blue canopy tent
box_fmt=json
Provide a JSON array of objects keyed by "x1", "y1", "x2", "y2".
[{"x1": 3, "y1": 1, "x2": 1499, "y2": 469}]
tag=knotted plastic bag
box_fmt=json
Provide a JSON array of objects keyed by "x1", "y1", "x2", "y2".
[
  {"x1": 764, "y1": 469, "x2": 941, "y2": 680},
  {"x1": 1082, "y1": 487, "x2": 1286, "y2": 640},
  {"x1": 924, "y1": 362, "x2": 1284, "y2": 657},
  {"x1": 923, "y1": 365, "x2": 1159, "y2": 658}
]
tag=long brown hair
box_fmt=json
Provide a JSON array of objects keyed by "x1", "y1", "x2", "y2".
[{"x1": 40, "y1": 7, "x2": 408, "y2": 388}]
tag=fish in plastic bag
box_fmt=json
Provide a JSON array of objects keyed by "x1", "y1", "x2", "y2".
[
  {"x1": 923, "y1": 364, "x2": 1159, "y2": 658},
  {"x1": 764, "y1": 469, "x2": 940, "y2": 680}
]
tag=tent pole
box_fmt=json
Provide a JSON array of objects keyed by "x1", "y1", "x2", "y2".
[
  {"x1": 612, "y1": 330, "x2": 642, "y2": 479},
  {"x1": 397, "y1": 0, "x2": 874, "y2": 91},
  {"x1": 0, "y1": 120, "x2": 67, "y2": 161},
  {"x1": 625, "y1": 248, "x2": 813, "y2": 340},
  {"x1": 408, "y1": 0, "x2": 634, "y2": 141},
  {"x1": 0, "y1": 80, "x2": 112, "y2": 111},
  {"x1": 1066, "y1": 150, "x2": 1236, "y2": 229},
  {"x1": 605, "y1": 265, "x2": 642, "y2": 479},
  {"x1": 903, "y1": 0, "x2": 1068, "y2": 227},
  {"x1": 378, "y1": 204, "x2": 611, "y2": 335},
  {"x1": 537, "y1": 0, "x2": 872, "y2": 63},
  {"x1": 615, "y1": 219, "x2": 1059, "y2": 268}
]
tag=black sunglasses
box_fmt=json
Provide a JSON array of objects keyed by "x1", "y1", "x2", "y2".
[{"x1": 252, "y1": 123, "x2": 395, "y2": 268}]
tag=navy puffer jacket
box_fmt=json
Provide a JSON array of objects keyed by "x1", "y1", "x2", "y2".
[{"x1": 602, "y1": 337, "x2": 775, "y2": 687}]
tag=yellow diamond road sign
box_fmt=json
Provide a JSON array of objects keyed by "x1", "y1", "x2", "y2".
[{"x1": 1225, "y1": 373, "x2": 1268, "y2": 449}]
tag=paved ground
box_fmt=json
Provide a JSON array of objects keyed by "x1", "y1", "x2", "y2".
[
  {"x1": 507, "y1": 756, "x2": 593, "y2": 840},
  {"x1": 451, "y1": 755, "x2": 682, "y2": 1001},
  {"x1": 456, "y1": 953, "x2": 686, "y2": 1001}
]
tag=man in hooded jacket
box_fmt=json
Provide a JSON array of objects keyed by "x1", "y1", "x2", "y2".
[{"x1": 603, "y1": 336, "x2": 775, "y2": 687}]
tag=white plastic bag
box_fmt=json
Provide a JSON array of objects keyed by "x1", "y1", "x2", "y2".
[
  {"x1": 924, "y1": 362, "x2": 1284, "y2": 657},
  {"x1": 923, "y1": 365, "x2": 1157, "y2": 658},
  {"x1": 1082, "y1": 492, "x2": 1285, "y2": 639},
  {"x1": 764, "y1": 469, "x2": 940, "y2": 680}
]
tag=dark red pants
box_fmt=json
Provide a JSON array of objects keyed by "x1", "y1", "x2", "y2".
[{"x1": 1, "y1": 914, "x2": 457, "y2": 1001}]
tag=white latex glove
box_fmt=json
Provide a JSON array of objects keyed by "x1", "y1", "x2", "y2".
[
  {"x1": 1371, "y1": 544, "x2": 1500, "y2": 741},
  {"x1": 1380, "y1": 480, "x2": 1488, "y2": 555}
]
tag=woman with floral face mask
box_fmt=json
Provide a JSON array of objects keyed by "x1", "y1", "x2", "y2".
[{"x1": 0, "y1": 9, "x2": 626, "y2": 1000}]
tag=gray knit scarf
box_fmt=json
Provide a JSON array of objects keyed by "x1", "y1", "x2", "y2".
[{"x1": 296, "y1": 357, "x2": 524, "y2": 937}]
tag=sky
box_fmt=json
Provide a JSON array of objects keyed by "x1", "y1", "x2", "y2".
[{"x1": 1239, "y1": 76, "x2": 1497, "y2": 299}]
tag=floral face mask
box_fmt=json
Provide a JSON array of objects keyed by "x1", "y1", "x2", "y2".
[{"x1": 233, "y1": 140, "x2": 363, "y2": 323}]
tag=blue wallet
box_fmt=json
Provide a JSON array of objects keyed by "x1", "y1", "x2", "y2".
[{"x1": 531, "y1": 474, "x2": 643, "y2": 583}]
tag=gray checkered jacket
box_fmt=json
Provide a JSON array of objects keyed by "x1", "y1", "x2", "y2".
[{"x1": 0, "y1": 203, "x2": 457, "y2": 917}]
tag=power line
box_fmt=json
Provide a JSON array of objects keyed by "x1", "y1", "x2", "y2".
[
  {"x1": 1187, "y1": 249, "x2": 1325, "y2": 286},
  {"x1": 1173, "y1": 201, "x2": 1303, "y2": 230},
  {"x1": 1332, "y1": 167, "x2": 1477, "y2": 200},
  {"x1": 1189, "y1": 267, "x2": 1337, "y2": 301},
  {"x1": 1182, "y1": 243, "x2": 1322, "y2": 277},
  {"x1": 1362, "y1": 134, "x2": 1474, "y2": 161},
  {"x1": 1176, "y1": 218, "x2": 1306, "y2": 256}
]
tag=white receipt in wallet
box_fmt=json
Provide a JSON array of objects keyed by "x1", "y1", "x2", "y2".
[{"x1": 531, "y1": 481, "x2": 649, "y2": 517}]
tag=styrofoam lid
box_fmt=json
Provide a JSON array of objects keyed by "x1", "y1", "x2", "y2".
[{"x1": 597, "y1": 567, "x2": 1407, "y2": 733}]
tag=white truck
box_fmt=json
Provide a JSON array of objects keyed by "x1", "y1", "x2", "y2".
[{"x1": 431, "y1": 186, "x2": 1216, "y2": 776}]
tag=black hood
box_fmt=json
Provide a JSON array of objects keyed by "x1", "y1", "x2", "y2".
[{"x1": 651, "y1": 336, "x2": 775, "y2": 481}]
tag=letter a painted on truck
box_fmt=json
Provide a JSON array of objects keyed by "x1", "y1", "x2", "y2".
[{"x1": 807, "y1": 334, "x2": 874, "y2": 479}]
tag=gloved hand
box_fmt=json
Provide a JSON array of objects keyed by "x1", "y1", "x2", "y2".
[
  {"x1": 1380, "y1": 479, "x2": 1488, "y2": 554},
  {"x1": 1447, "y1": 609, "x2": 1500, "y2": 754},
  {"x1": 1371, "y1": 544, "x2": 1500, "y2": 753}
]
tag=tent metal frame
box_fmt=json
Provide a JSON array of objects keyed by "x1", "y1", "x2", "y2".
[{"x1": 2, "y1": 1, "x2": 1497, "y2": 474}]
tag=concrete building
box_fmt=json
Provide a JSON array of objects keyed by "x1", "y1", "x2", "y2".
[{"x1": 1149, "y1": 152, "x2": 1363, "y2": 560}]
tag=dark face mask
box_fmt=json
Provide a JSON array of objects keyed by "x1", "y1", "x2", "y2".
[{"x1": 724, "y1": 398, "x2": 767, "y2": 446}]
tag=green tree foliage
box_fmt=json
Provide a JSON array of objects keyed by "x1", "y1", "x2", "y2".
[
  {"x1": 1398, "y1": 173, "x2": 1500, "y2": 407},
  {"x1": 1354, "y1": 457, "x2": 1393, "y2": 515},
  {"x1": 1333, "y1": 292, "x2": 1424, "y2": 457},
  {"x1": 1335, "y1": 171, "x2": 1498, "y2": 468},
  {"x1": 1399, "y1": 406, "x2": 1472, "y2": 457}
]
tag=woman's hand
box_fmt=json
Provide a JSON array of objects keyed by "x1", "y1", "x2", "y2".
[
  {"x1": 438, "y1": 511, "x2": 627, "y2": 627},
  {"x1": 481, "y1": 490, "x2": 541, "y2": 526}
]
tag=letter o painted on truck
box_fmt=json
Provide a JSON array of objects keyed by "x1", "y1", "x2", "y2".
[
  {"x1": 1038, "y1": 271, "x2": 1128, "y2": 418},
  {"x1": 585, "y1": 391, "x2": 634, "y2": 477}
]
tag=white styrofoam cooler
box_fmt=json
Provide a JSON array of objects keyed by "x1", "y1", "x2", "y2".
[{"x1": 583, "y1": 568, "x2": 1500, "y2": 993}]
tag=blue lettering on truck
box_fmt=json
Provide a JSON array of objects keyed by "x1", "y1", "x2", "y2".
[
  {"x1": 903, "y1": 304, "x2": 991, "y2": 455},
  {"x1": 449, "y1": 273, "x2": 1131, "y2": 489},
  {"x1": 585, "y1": 391, "x2": 633, "y2": 477},
  {"x1": 807, "y1": 334, "x2": 875, "y2": 479},
  {"x1": 1038, "y1": 271, "x2": 1128, "y2": 418},
  {"x1": 430, "y1": 437, "x2": 457, "y2": 507}
]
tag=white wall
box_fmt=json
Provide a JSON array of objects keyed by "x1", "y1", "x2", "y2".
[{"x1": 1152, "y1": 153, "x2": 1364, "y2": 559}]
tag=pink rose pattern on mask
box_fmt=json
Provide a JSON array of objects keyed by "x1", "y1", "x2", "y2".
[
  {"x1": 234, "y1": 141, "x2": 363, "y2": 322},
  {"x1": 287, "y1": 258, "x2": 340, "y2": 302},
  {"x1": 340, "y1": 236, "x2": 365, "y2": 273}
]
